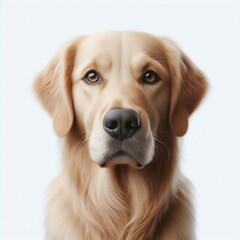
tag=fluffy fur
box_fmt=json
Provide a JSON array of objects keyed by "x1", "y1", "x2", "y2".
[{"x1": 34, "y1": 31, "x2": 207, "y2": 240}]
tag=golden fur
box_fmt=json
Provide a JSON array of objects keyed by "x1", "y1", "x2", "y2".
[{"x1": 34, "y1": 31, "x2": 207, "y2": 240}]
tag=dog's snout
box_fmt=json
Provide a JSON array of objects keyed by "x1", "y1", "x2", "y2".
[{"x1": 103, "y1": 108, "x2": 141, "y2": 140}]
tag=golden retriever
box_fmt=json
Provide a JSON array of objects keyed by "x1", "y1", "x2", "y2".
[{"x1": 34, "y1": 31, "x2": 207, "y2": 240}]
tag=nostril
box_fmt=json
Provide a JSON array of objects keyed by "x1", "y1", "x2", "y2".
[
  {"x1": 125, "y1": 120, "x2": 140, "y2": 129},
  {"x1": 125, "y1": 116, "x2": 141, "y2": 129},
  {"x1": 125, "y1": 121, "x2": 132, "y2": 129},
  {"x1": 108, "y1": 120, "x2": 118, "y2": 130}
]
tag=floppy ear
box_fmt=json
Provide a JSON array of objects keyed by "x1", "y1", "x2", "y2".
[
  {"x1": 166, "y1": 42, "x2": 208, "y2": 137},
  {"x1": 33, "y1": 41, "x2": 77, "y2": 136}
]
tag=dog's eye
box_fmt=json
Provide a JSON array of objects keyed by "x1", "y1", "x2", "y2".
[
  {"x1": 83, "y1": 70, "x2": 101, "y2": 84},
  {"x1": 142, "y1": 70, "x2": 160, "y2": 84}
]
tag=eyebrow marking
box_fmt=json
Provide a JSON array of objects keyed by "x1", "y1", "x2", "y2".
[
  {"x1": 131, "y1": 54, "x2": 169, "y2": 80},
  {"x1": 72, "y1": 55, "x2": 112, "y2": 83}
]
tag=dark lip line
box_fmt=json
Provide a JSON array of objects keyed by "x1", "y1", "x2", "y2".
[
  {"x1": 111, "y1": 150, "x2": 127, "y2": 158},
  {"x1": 100, "y1": 150, "x2": 129, "y2": 167},
  {"x1": 100, "y1": 150, "x2": 143, "y2": 168}
]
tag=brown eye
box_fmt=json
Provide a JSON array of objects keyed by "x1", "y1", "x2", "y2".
[
  {"x1": 142, "y1": 70, "x2": 160, "y2": 84},
  {"x1": 84, "y1": 70, "x2": 101, "y2": 84}
]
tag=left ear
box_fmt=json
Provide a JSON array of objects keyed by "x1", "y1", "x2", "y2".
[{"x1": 165, "y1": 41, "x2": 208, "y2": 137}]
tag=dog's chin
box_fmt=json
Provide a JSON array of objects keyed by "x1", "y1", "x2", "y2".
[{"x1": 99, "y1": 151, "x2": 144, "y2": 169}]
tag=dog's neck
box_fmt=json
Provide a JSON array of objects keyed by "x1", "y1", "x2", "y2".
[{"x1": 62, "y1": 129, "x2": 178, "y2": 239}]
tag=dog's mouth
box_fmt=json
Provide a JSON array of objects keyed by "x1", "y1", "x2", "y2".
[
  {"x1": 100, "y1": 150, "x2": 143, "y2": 168},
  {"x1": 89, "y1": 125, "x2": 155, "y2": 169}
]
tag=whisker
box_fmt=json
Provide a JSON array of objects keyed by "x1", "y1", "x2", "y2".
[{"x1": 152, "y1": 134, "x2": 170, "y2": 166}]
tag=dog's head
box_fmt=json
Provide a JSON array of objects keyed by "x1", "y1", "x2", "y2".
[{"x1": 34, "y1": 31, "x2": 207, "y2": 168}]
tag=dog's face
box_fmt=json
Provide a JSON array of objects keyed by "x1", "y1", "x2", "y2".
[
  {"x1": 34, "y1": 31, "x2": 207, "y2": 169},
  {"x1": 72, "y1": 32, "x2": 170, "y2": 168}
]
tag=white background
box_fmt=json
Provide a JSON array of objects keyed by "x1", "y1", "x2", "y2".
[{"x1": 1, "y1": 0, "x2": 240, "y2": 239}]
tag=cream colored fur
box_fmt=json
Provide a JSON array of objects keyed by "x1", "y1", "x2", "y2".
[{"x1": 34, "y1": 31, "x2": 207, "y2": 240}]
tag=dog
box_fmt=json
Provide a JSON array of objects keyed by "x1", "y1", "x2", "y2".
[{"x1": 34, "y1": 31, "x2": 207, "y2": 240}]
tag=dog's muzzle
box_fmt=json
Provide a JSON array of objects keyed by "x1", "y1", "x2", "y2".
[{"x1": 100, "y1": 108, "x2": 142, "y2": 168}]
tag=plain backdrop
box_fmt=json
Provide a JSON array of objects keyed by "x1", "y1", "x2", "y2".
[{"x1": 1, "y1": 0, "x2": 240, "y2": 239}]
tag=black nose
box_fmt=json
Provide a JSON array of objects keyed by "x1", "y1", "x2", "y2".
[{"x1": 103, "y1": 108, "x2": 141, "y2": 140}]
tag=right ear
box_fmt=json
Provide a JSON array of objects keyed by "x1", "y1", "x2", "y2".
[{"x1": 33, "y1": 40, "x2": 78, "y2": 136}]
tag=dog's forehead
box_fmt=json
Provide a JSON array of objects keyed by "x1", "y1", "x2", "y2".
[{"x1": 78, "y1": 31, "x2": 165, "y2": 59}]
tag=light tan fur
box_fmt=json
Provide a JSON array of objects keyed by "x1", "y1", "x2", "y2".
[{"x1": 33, "y1": 31, "x2": 207, "y2": 240}]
